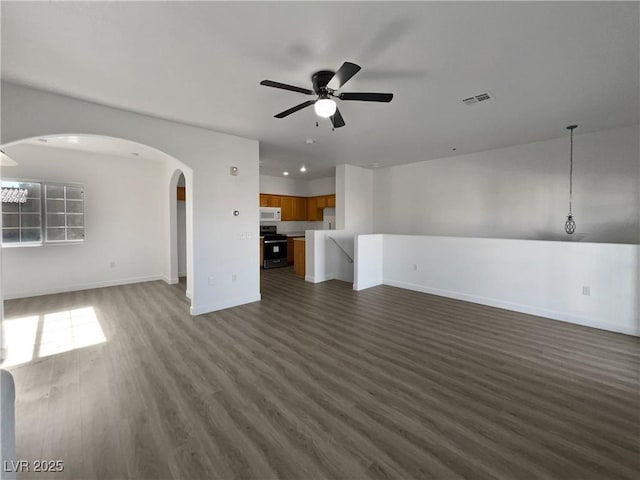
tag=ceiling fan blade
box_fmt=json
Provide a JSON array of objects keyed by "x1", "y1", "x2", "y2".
[
  {"x1": 339, "y1": 92, "x2": 393, "y2": 102},
  {"x1": 327, "y1": 62, "x2": 362, "y2": 90},
  {"x1": 274, "y1": 100, "x2": 316, "y2": 118},
  {"x1": 260, "y1": 80, "x2": 314, "y2": 95},
  {"x1": 330, "y1": 108, "x2": 346, "y2": 128}
]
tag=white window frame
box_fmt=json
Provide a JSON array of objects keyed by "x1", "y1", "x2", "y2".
[
  {"x1": 44, "y1": 183, "x2": 85, "y2": 243},
  {"x1": 1, "y1": 179, "x2": 85, "y2": 247},
  {"x1": 1, "y1": 180, "x2": 43, "y2": 247}
]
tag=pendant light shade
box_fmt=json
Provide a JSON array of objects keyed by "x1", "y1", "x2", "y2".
[{"x1": 564, "y1": 125, "x2": 578, "y2": 235}]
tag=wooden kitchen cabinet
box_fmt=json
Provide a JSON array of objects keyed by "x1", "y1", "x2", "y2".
[
  {"x1": 260, "y1": 194, "x2": 282, "y2": 207},
  {"x1": 287, "y1": 237, "x2": 295, "y2": 264},
  {"x1": 293, "y1": 197, "x2": 307, "y2": 220},
  {"x1": 326, "y1": 194, "x2": 336, "y2": 207},
  {"x1": 177, "y1": 186, "x2": 186, "y2": 201},
  {"x1": 268, "y1": 195, "x2": 281, "y2": 207},
  {"x1": 294, "y1": 238, "x2": 305, "y2": 277},
  {"x1": 259, "y1": 193, "x2": 335, "y2": 221},
  {"x1": 280, "y1": 196, "x2": 307, "y2": 221},
  {"x1": 280, "y1": 196, "x2": 295, "y2": 220},
  {"x1": 307, "y1": 197, "x2": 320, "y2": 221}
]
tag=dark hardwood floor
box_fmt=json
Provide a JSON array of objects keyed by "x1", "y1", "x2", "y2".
[{"x1": 4, "y1": 266, "x2": 639, "y2": 479}]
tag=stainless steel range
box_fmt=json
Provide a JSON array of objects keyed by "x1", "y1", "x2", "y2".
[{"x1": 261, "y1": 225, "x2": 288, "y2": 269}]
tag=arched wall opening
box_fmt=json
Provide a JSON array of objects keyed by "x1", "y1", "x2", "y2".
[
  {"x1": 1, "y1": 82, "x2": 261, "y2": 317},
  {"x1": 0, "y1": 134, "x2": 194, "y2": 311},
  {"x1": 169, "y1": 169, "x2": 191, "y2": 298}
]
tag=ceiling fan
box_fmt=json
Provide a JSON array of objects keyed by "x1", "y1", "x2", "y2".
[{"x1": 260, "y1": 61, "x2": 393, "y2": 129}]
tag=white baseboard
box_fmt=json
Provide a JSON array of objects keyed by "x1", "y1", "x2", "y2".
[
  {"x1": 353, "y1": 280, "x2": 383, "y2": 291},
  {"x1": 3, "y1": 274, "x2": 166, "y2": 300},
  {"x1": 305, "y1": 274, "x2": 337, "y2": 283},
  {"x1": 383, "y1": 279, "x2": 639, "y2": 337},
  {"x1": 190, "y1": 293, "x2": 261, "y2": 316}
]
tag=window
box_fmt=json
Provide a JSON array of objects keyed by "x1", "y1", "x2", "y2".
[
  {"x1": 1, "y1": 181, "x2": 43, "y2": 245},
  {"x1": 1, "y1": 180, "x2": 84, "y2": 246},
  {"x1": 45, "y1": 184, "x2": 85, "y2": 242}
]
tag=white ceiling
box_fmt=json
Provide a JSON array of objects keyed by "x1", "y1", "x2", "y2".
[
  {"x1": 18, "y1": 135, "x2": 173, "y2": 163},
  {"x1": 1, "y1": 1, "x2": 638, "y2": 179}
]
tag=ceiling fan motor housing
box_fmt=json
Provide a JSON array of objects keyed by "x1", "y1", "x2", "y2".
[{"x1": 312, "y1": 70, "x2": 335, "y2": 94}]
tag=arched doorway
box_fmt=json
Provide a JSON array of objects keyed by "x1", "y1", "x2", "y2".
[
  {"x1": 168, "y1": 169, "x2": 190, "y2": 298},
  {"x1": 1, "y1": 134, "x2": 194, "y2": 308}
]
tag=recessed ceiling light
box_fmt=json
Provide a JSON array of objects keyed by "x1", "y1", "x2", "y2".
[
  {"x1": 38, "y1": 138, "x2": 48, "y2": 143},
  {"x1": 452, "y1": 148, "x2": 457, "y2": 151},
  {"x1": 300, "y1": 165, "x2": 307, "y2": 172},
  {"x1": 283, "y1": 171, "x2": 289, "y2": 176},
  {"x1": 131, "y1": 152, "x2": 140, "y2": 156},
  {"x1": 305, "y1": 139, "x2": 315, "y2": 144}
]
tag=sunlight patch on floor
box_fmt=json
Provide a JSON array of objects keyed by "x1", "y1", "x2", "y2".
[{"x1": 2, "y1": 307, "x2": 106, "y2": 367}]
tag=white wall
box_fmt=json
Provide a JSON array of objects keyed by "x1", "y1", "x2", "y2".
[
  {"x1": 336, "y1": 164, "x2": 373, "y2": 233},
  {"x1": 354, "y1": 234, "x2": 383, "y2": 291},
  {"x1": 305, "y1": 230, "x2": 354, "y2": 284},
  {"x1": 259, "y1": 175, "x2": 309, "y2": 197},
  {"x1": 1, "y1": 82, "x2": 260, "y2": 315},
  {"x1": 308, "y1": 176, "x2": 336, "y2": 196},
  {"x1": 2, "y1": 144, "x2": 166, "y2": 298},
  {"x1": 374, "y1": 125, "x2": 640, "y2": 244},
  {"x1": 382, "y1": 235, "x2": 639, "y2": 336},
  {"x1": 259, "y1": 174, "x2": 335, "y2": 197}
]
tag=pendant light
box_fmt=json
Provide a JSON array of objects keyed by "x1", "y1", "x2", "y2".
[{"x1": 564, "y1": 125, "x2": 578, "y2": 234}]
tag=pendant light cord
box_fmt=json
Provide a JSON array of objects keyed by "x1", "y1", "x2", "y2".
[{"x1": 569, "y1": 127, "x2": 573, "y2": 215}]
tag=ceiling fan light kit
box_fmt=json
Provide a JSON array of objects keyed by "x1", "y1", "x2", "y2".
[
  {"x1": 314, "y1": 97, "x2": 337, "y2": 118},
  {"x1": 260, "y1": 61, "x2": 393, "y2": 128}
]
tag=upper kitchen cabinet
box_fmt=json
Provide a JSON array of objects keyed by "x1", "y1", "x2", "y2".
[
  {"x1": 293, "y1": 196, "x2": 307, "y2": 220},
  {"x1": 281, "y1": 196, "x2": 307, "y2": 221},
  {"x1": 325, "y1": 194, "x2": 335, "y2": 207},
  {"x1": 259, "y1": 194, "x2": 281, "y2": 207},
  {"x1": 307, "y1": 197, "x2": 320, "y2": 221},
  {"x1": 260, "y1": 193, "x2": 334, "y2": 221}
]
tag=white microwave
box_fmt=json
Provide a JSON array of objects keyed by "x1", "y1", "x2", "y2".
[{"x1": 260, "y1": 207, "x2": 281, "y2": 222}]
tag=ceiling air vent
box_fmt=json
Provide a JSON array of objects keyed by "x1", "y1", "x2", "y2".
[{"x1": 462, "y1": 92, "x2": 493, "y2": 105}]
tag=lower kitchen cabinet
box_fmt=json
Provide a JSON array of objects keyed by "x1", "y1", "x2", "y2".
[
  {"x1": 294, "y1": 238, "x2": 305, "y2": 277},
  {"x1": 287, "y1": 237, "x2": 295, "y2": 264}
]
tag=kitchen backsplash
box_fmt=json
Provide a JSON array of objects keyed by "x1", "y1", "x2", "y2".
[{"x1": 262, "y1": 221, "x2": 323, "y2": 233}]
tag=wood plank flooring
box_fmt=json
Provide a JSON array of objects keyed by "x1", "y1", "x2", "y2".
[{"x1": 4, "y1": 267, "x2": 639, "y2": 479}]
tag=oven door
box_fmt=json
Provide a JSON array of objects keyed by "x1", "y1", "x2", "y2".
[{"x1": 263, "y1": 239, "x2": 287, "y2": 269}]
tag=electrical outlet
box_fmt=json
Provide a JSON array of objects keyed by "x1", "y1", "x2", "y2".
[
  {"x1": 582, "y1": 286, "x2": 591, "y2": 296},
  {"x1": 208, "y1": 276, "x2": 216, "y2": 286},
  {"x1": 232, "y1": 274, "x2": 237, "y2": 283}
]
